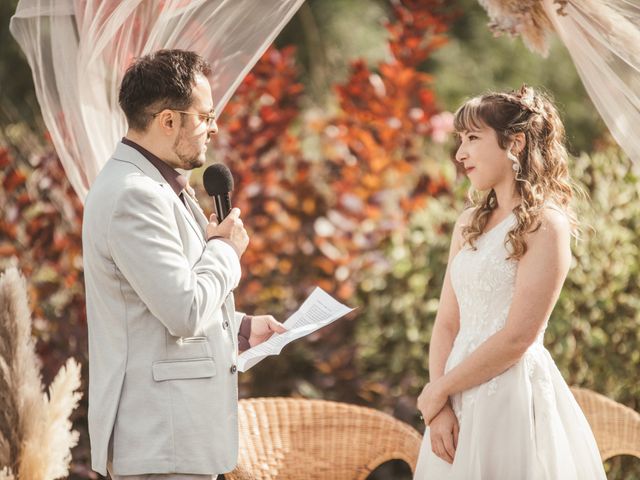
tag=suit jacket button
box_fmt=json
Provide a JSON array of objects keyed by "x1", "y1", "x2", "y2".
[
  {"x1": 230, "y1": 365, "x2": 237, "y2": 374},
  {"x1": 223, "y1": 321, "x2": 229, "y2": 329}
]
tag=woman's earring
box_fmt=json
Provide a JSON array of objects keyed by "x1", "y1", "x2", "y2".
[{"x1": 508, "y1": 150, "x2": 520, "y2": 173}]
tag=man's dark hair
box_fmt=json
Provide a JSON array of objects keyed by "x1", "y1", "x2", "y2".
[{"x1": 119, "y1": 49, "x2": 211, "y2": 131}]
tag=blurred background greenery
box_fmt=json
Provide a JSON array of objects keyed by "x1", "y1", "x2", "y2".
[{"x1": 1, "y1": 0, "x2": 638, "y2": 479}]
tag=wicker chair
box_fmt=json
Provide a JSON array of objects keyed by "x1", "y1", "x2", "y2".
[
  {"x1": 225, "y1": 397, "x2": 422, "y2": 480},
  {"x1": 570, "y1": 387, "x2": 640, "y2": 461},
  {"x1": 226, "y1": 389, "x2": 639, "y2": 479}
]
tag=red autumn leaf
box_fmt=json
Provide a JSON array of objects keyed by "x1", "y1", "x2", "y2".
[
  {"x1": 0, "y1": 243, "x2": 17, "y2": 257},
  {"x1": 3, "y1": 169, "x2": 27, "y2": 192},
  {"x1": 0, "y1": 148, "x2": 11, "y2": 167}
]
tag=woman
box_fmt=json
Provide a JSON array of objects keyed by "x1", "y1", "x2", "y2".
[{"x1": 414, "y1": 85, "x2": 606, "y2": 479}]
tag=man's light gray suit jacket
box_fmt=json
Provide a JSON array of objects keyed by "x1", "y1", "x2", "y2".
[{"x1": 83, "y1": 142, "x2": 244, "y2": 476}]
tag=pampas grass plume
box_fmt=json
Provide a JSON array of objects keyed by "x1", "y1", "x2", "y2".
[
  {"x1": 0, "y1": 268, "x2": 82, "y2": 479},
  {"x1": 0, "y1": 467, "x2": 15, "y2": 480},
  {"x1": 19, "y1": 359, "x2": 82, "y2": 480}
]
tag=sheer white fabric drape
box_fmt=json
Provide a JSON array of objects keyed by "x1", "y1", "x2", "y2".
[
  {"x1": 541, "y1": 0, "x2": 640, "y2": 166},
  {"x1": 10, "y1": 0, "x2": 304, "y2": 201},
  {"x1": 480, "y1": 0, "x2": 640, "y2": 166}
]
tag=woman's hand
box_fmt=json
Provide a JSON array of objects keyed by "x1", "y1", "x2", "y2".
[
  {"x1": 427, "y1": 403, "x2": 459, "y2": 464},
  {"x1": 417, "y1": 381, "x2": 449, "y2": 425}
]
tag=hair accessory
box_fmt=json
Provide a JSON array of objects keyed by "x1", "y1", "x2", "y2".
[{"x1": 513, "y1": 85, "x2": 543, "y2": 115}]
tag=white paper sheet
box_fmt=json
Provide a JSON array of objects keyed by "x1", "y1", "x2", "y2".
[{"x1": 237, "y1": 287, "x2": 355, "y2": 372}]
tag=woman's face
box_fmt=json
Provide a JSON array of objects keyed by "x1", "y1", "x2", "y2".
[{"x1": 455, "y1": 125, "x2": 513, "y2": 191}]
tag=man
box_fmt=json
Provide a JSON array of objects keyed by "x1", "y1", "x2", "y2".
[{"x1": 82, "y1": 49, "x2": 285, "y2": 479}]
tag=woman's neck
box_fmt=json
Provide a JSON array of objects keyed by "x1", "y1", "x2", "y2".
[{"x1": 492, "y1": 182, "x2": 520, "y2": 214}]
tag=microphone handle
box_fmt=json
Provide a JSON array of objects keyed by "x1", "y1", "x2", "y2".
[{"x1": 213, "y1": 193, "x2": 232, "y2": 221}]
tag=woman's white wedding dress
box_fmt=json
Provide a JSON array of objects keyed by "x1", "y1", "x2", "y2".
[{"x1": 414, "y1": 211, "x2": 607, "y2": 479}]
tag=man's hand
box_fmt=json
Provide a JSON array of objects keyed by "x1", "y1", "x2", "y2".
[
  {"x1": 248, "y1": 315, "x2": 287, "y2": 348},
  {"x1": 206, "y1": 207, "x2": 249, "y2": 256},
  {"x1": 427, "y1": 402, "x2": 459, "y2": 464}
]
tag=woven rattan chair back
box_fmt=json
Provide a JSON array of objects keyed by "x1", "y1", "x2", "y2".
[
  {"x1": 225, "y1": 397, "x2": 422, "y2": 480},
  {"x1": 571, "y1": 387, "x2": 640, "y2": 461}
]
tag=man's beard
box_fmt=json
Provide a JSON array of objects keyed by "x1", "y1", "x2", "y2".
[
  {"x1": 173, "y1": 131, "x2": 205, "y2": 170},
  {"x1": 177, "y1": 151, "x2": 204, "y2": 170}
]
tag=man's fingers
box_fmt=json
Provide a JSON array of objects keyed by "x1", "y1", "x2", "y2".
[
  {"x1": 268, "y1": 318, "x2": 287, "y2": 333},
  {"x1": 209, "y1": 213, "x2": 218, "y2": 226},
  {"x1": 228, "y1": 207, "x2": 241, "y2": 219}
]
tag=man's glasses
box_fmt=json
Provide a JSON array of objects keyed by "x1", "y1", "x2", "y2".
[{"x1": 152, "y1": 109, "x2": 216, "y2": 128}]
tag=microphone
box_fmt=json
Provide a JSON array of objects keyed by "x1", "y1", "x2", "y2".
[{"x1": 203, "y1": 163, "x2": 234, "y2": 221}]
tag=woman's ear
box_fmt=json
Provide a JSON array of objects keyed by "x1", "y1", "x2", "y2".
[{"x1": 512, "y1": 132, "x2": 526, "y2": 155}]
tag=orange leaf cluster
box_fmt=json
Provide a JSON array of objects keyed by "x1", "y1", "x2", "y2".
[
  {"x1": 200, "y1": 46, "x2": 330, "y2": 314},
  {"x1": 195, "y1": 1, "x2": 454, "y2": 316},
  {"x1": 0, "y1": 146, "x2": 86, "y2": 390},
  {"x1": 311, "y1": 0, "x2": 454, "y2": 290}
]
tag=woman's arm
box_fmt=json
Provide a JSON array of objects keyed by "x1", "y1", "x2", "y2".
[
  {"x1": 428, "y1": 210, "x2": 468, "y2": 382},
  {"x1": 418, "y1": 209, "x2": 469, "y2": 463},
  {"x1": 421, "y1": 209, "x2": 572, "y2": 423}
]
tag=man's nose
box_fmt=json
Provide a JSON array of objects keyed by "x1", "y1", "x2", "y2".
[{"x1": 208, "y1": 120, "x2": 219, "y2": 136}]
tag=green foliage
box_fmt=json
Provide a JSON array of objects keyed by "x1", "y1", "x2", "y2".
[
  {"x1": 276, "y1": 0, "x2": 390, "y2": 102},
  {"x1": 0, "y1": 0, "x2": 40, "y2": 127},
  {"x1": 354, "y1": 190, "x2": 462, "y2": 388},
  {"x1": 353, "y1": 147, "x2": 640, "y2": 478},
  {"x1": 553, "y1": 149, "x2": 640, "y2": 479},
  {"x1": 550, "y1": 150, "x2": 640, "y2": 411}
]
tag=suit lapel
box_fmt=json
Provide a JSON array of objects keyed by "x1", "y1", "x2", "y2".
[
  {"x1": 178, "y1": 194, "x2": 206, "y2": 246},
  {"x1": 184, "y1": 191, "x2": 209, "y2": 235},
  {"x1": 112, "y1": 142, "x2": 206, "y2": 246}
]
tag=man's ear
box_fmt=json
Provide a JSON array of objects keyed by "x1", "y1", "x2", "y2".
[{"x1": 157, "y1": 110, "x2": 177, "y2": 134}]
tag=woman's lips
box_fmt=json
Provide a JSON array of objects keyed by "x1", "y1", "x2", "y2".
[{"x1": 466, "y1": 167, "x2": 475, "y2": 174}]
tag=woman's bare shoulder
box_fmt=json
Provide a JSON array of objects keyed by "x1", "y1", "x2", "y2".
[
  {"x1": 451, "y1": 207, "x2": 476, "y2": 251},
  {"x1": 455, "y1": 206, "x2": 476, "y2": 230},
  {"x1": 528, "y1": 206, "x2": 571, "y2": 247}
]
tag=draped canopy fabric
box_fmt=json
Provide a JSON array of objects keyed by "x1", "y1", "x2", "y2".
[
  {"x1": 480, "y1": 0, "x2": 640, "y2": 166},
  {"x1": 10, "y1": 0, "x2": 304, "y2": 201},
  {"x1": 542, "y1": 0, "x2": 640, "y2": 166}
]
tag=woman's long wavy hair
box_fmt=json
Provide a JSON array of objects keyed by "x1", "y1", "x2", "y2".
[{"x1": 454, "y1": 85, "x2": 581, "y2": 260}]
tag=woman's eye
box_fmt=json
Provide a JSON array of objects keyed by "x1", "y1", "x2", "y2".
[{"x1": 468, "y1": 135, "x2": 478, "y2": 140}]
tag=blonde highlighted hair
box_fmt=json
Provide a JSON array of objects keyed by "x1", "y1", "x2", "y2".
[{"x1": 454, "y1": 85, "x2": 581, "y2": 260}]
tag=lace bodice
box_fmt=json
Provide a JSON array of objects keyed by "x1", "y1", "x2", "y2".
[
  {"x1": 444, "y1": 210, "x2": 549, "y2": 404},
  {"x1": 443, "y1": 212, "x2": 522, "y2": 411},
  {"x1": 450, "y1": 212, "x2": 520, "y2": 356}
]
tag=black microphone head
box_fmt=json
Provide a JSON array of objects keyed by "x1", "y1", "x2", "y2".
[{"x1": 203, "y1": 163, "x2": 234, "y2": 196}]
